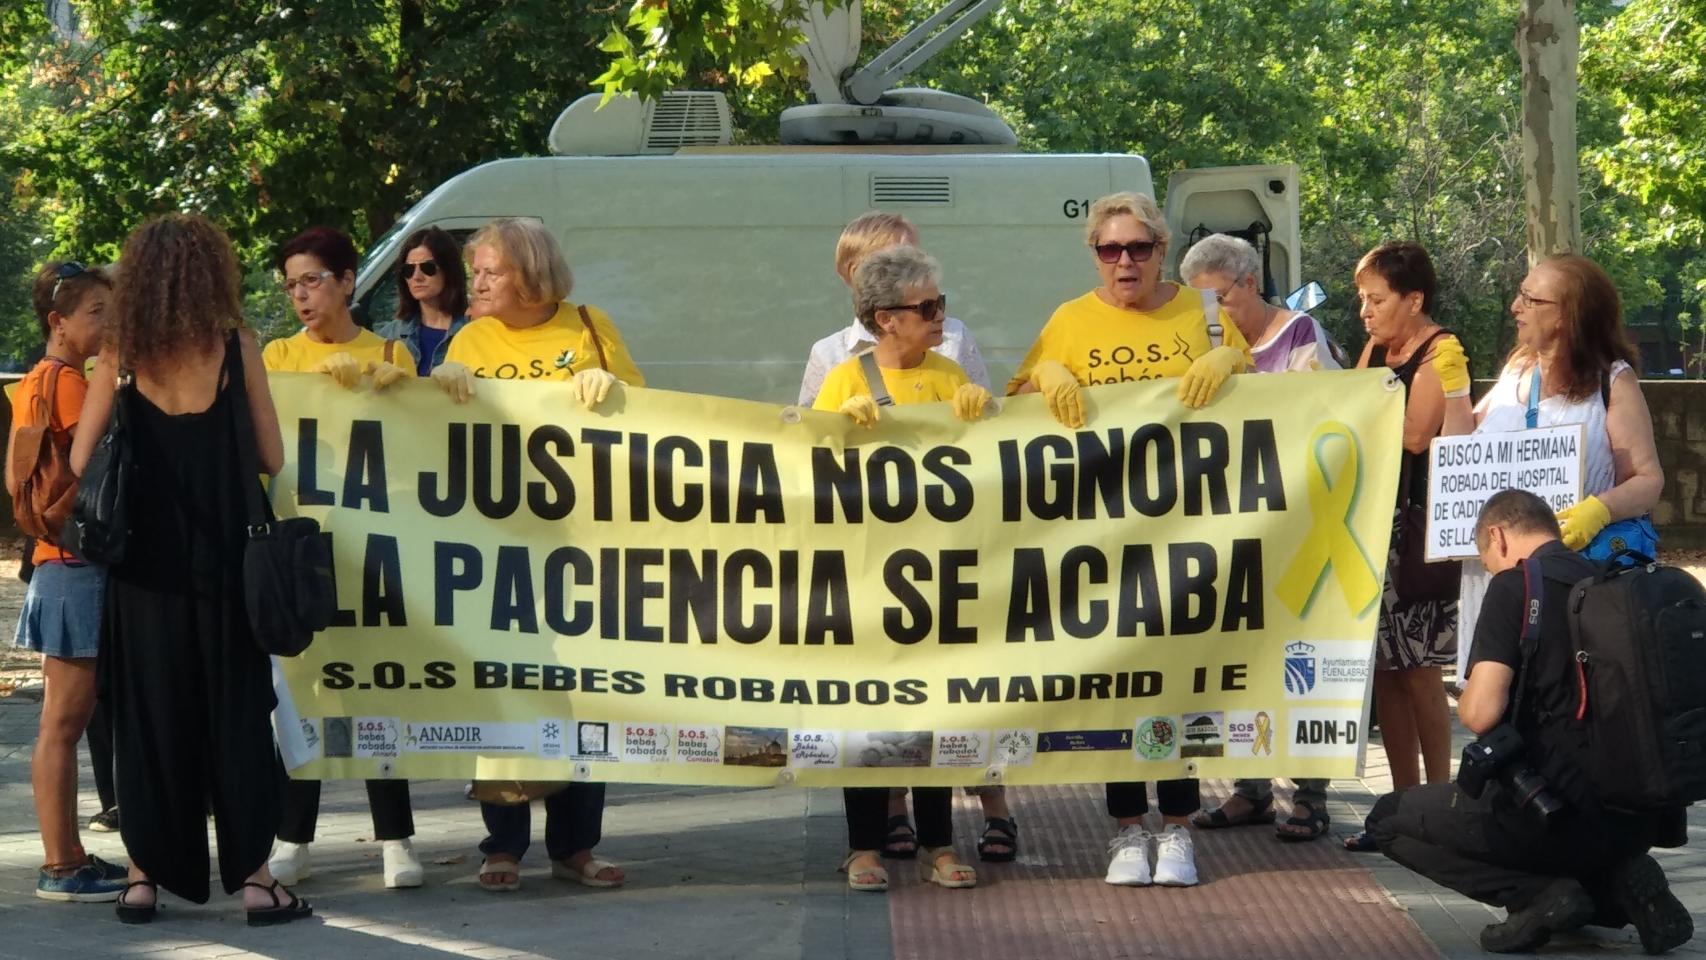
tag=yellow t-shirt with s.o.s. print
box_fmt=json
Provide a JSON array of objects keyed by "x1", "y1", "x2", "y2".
[
  {"x1": 1005, "y1": 285, "x2": 1250, "y2": 394},
  {"x1": 444, "y1": 302, "x2": 644, "y2": 385},
  {"x1": 261, "y1": 327, "x2": 414, "y2": 376}
]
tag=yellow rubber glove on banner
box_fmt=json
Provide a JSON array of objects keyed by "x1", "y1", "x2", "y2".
[
  {"x1": 1557, "y1": 495, "x2": 1611, "y2": 551},
  {"x1": 316, "y1": 352, "x2": 362, "y2": 390},
  {"x1": 838, "y1": 394, "x2": 880, "y2": 428},
  {"x1": 571, "y1": 368, "x2": 618, "y2": 409},
  {"x1": 951, "y1": 382, "x2": 992, "y2": 422},
  {"x1": 430, "y1": 361, "x2": 477, "y2": 404},
  {"x1": 1029, "y1": 360, "x2": 1084, "y2": 428},
  {"x1": 1177, "y1": 346, "x2": 1245, "y2": 409},
  {"x1": 366, "y1": 360, "x2": 409, "y2": 392},
  {"x1": 1432, "y1": 336, "x2": 1471, "y2": 398}
]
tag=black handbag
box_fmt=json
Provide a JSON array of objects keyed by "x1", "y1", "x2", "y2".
[
  {"x1": 1373, "y1": 331, "x2": 1461, "y2": 603},
  {"x1": 59, "y1": 372, "x2": 138, "y2": 566},
  {"x1": 224, "y1": 332, "x2": 338, "y2": 656}
]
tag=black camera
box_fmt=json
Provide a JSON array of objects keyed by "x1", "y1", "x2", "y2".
[{"x1": 1457, "y1": 723, "x2": 1567, "y2": 827}]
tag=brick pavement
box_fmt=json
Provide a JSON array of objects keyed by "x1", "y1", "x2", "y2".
[{"x1": 0, "y1": 688, "x2": 1701, "y2": 960}]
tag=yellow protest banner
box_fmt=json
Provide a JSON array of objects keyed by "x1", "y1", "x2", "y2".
[{"x1": 271, "y1": 369, "x2": 1405, "y2": 787}]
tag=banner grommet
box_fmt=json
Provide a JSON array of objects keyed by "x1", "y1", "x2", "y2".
[
  {"x1": 983, "y1": 764, "x2": 1006, "y2": 785},
  {"x1": 572, "y1": 762, "x2": 593, "y2": 782},
  {"x1": 776, "y1": 768, "x2": 798, "y2": 786}
]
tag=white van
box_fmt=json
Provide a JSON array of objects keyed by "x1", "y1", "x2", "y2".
[{"x1": 355, "y1": 139, "x2": 1301, "y2": 403}]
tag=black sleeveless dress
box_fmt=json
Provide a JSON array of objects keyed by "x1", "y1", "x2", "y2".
[{"x1": 101, "y1": 336, "x2": 282, "y2": 903}]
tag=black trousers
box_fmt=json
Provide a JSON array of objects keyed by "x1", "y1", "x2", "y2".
[
  {"x1": 1367, "y1": 783, "x2": 1656, "y2": 910},
  {"x1": 845, "y1": 787, "x2": 953, "y2": 849},
  {"x1": 478, "y1": 783, "x2": 605, "y2": 861},
  {"x1": 278, "y1": 778, "x2": 415, "y2": 843},
  {"x1": 1106, "y1": 779, "x2": 1200, "y2": 819},
  {"x1": 86, "y1": 696, "x2": 116, "y2": 812}
]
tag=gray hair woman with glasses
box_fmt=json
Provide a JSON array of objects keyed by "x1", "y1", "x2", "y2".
[
  {"x1": 1181, "y1": 233, "x2": 1342, "y2": 374},
  {"x1": 1006, "y1": 192, "x2": 1252, "y2": 431}
]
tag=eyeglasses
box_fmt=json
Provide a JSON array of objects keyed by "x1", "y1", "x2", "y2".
[
  {"x1": 282, "y1": 270, "x2": 335, "y2": 295},
  {"x1": 877, "y1": 294, "x2": 948, "y2": 323},
  {"x1": 1213, "y1": 279, "x2": 1243, "y2": 305},
  {"x1": 1093, "y1": 240, "x2": 1159, "y2": 264},
  {"x1": 400, "y1": 261, "x2": 439, "y2": 280},
  {"x1": 1516, "y1": 289, "x2": 1556, "y2": 308},
  {"x1": 50, "y1": 261, "x2": 87, "y2": 302}
]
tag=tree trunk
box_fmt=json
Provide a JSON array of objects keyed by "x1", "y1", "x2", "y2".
[{"x1": 1517, "y1": 0, "x2": 1581, "y2": 264}]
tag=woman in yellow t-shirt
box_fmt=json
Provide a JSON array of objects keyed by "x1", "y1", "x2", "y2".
[
  {"x1": 260, "y1": 227, "x2": 412, "y2": 389},
  {"x1": 432, "y1": 218, "x2": 642, "y2": 410},
  {"x1": 814, "y1": 245, "x2": 990, "y2": 893},
  {"x1": 1008, "y1": 192, "x2": 1251, "y2": 889},
  {"x1": 1007, "y1": 191, "x2": 1252, "y2": 428},
  {"x1": 261, "y1": 227, "x2": 420, "y2": 893},
  {"x1": 434, "y1": 218, "x2": 633, "y2": 893}
]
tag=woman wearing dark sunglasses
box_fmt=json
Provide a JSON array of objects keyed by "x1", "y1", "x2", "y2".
[
  {"x1": 813, "y1": 244, "x2": 990, "y2": 893},
  {"x1": 1005, "y1": 191, "x2": 1253, "y2": 889},
  {"x1": 375, "y1": 226, "x2": 471, "y2": 376}
]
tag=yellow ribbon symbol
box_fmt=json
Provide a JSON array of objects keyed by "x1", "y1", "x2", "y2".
[
  {"x1": 1252, "y1": 711, "x2": 1273, "y2": 756},
  {"x1": 1275, "y1": 421, "x2": 1381, "y2": 619}
]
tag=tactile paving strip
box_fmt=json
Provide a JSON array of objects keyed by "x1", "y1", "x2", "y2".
[{"x1": 886, "y1": 782, "x2": 1438, "y2": 960}]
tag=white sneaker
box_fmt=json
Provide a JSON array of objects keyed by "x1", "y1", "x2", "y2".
[
  {"x1": 1153, "y1": 824, "x2": 1199, "y2": 886},
  {"x1": 383, "y1": 838, "x2": 424, "y2": 889},
  {"x1": 268, "y1": 841, "x2": 312, "y2": 885},
  {"x1": 1104, "y1": 825, "x2": 1153, "y2": 886}
]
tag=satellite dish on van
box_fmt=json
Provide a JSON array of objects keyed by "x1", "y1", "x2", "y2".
[{"x1": 781, "y1": 0, "x2": 1017, "y2": 146}]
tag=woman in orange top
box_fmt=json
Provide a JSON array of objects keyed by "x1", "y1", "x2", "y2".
[{"x1": 7, "y1": 262, "x2": 129, "y2": 901}]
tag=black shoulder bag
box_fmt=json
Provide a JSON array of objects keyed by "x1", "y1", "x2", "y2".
[
  {"x1": 60, "y1": 370, "x2": 138, "y2": 566},
  {"x1": 1374, "y1": 330, "x2": 1461, "y2": 602},
  {"x1": 225, "y1": 332, "x2": 338, "y2": 656}
]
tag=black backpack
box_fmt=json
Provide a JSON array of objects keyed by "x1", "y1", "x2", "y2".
[{"x1": 1564, "y1": 554, "x2": 1706, "y2": 811}]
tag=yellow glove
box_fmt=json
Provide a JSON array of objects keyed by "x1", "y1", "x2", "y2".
[
  {"x1": 315, "y1": 352, "x2": 362, "y2": 390},
  {"x1": 1177, "y1": 345, "x2": 1245, "y2": 409},
  {"x1": 951, "y1": 382, "x2": 992, "y2": 422},
  {"x1": 430, "y1": 361, "x2": 477, "y2": 404},
  {"x1": 1557, "y1": 495, "x2": 1611, "y2": 551},
  {"x1": 1029, "y1": 359, "x2": 1084, "y2": 428},
  {"x1": 1432, "y1": 336, "x2": 1471, "y2": 398},
  {"x1": 366, "y1": 360, "x2": 408, "y2": 392},
  {"x1": 838, "y1": 394, "x2": 880, "y2": 428},
  {"x1": 571, "y1": 367, "x2": 619, "y2": 409}
]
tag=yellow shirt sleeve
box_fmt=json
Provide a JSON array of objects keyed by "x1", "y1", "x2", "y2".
[
  {"x1": 812, "y1": 357, "x2": 863, "y2": 412},
  {"x1": 1006, "y1": 308, "x2": 1070, "y2": 395}
]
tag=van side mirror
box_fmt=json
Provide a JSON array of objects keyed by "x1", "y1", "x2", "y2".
[{"x1": 1285, "y1": 281, "x2": 1326, "y2": 313}]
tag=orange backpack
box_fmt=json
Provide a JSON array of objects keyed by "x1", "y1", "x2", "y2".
[{"x1": 8, "y1": 361, "x2": 79, "y2": 544}]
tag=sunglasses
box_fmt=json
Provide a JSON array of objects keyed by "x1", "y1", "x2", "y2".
[
  {"x1": 400, "y1": 261, "x2": 440, "y2": 280},
  {"x1": 1093, "y1": 240, "x2": 1159, "y2": 264},
  {"x1": 50, "y1": 261, "x2": 87, "y2": 302},
  {"x1": 877, "y1": 294, "x2": 948, "y2": 323}
]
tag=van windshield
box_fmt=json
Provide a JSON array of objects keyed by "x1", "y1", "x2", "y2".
[{"x1": 359, "y1": 210, "x2": 418, "y2": 282}]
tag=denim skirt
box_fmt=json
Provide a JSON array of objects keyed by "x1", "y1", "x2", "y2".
[{"x1": 13, "y1": 561, "x2": 106, "y2": 660}]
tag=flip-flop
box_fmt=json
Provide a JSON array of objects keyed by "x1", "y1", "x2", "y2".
[
  {"x1": 1190, "y1": 794, "x2": 1276, "y2": 829},
  {"x1": 1276, "y1": 803, "x2": 1330, "y2": 842},
  {"x1": 881, "y1": 815, "x2": 919, "y2": 859},
  {"x1": 977, "y1": 817, "x2": 1019, "y2": 862},
  {"x1": 552, "y1": 856, "x2": 624, "y2": 888}
]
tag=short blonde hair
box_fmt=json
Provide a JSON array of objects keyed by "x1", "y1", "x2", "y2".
[
  {"x1": 1085, "y1": 191, "x2": 1169, "y2": 248},
  {"x1": 467, "y1": 218, "x2": 573, "y2": 306},
  {"x1": 836, "y1": 212, "x2": 919, "y2": 284}
]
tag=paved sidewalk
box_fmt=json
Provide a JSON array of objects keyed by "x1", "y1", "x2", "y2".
[{"x1": 0, "y1": 686, "x2": 1700, "y2": 959}]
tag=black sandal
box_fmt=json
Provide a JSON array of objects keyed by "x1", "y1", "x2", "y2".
[
  {"x1": 115, "y1": 880, "x2": 158, "y2": 925},
  {"x1": 881, "y1": 815, "x2": 919, "y2": 859},
  {"x1": 1275, "y1": 802, "x2": 1330, "y2": 842},
  {"x1": 977, "y1": 817, "x2": 1019, "y2": 862},
  {"x1": 1190, "y1": 793, "x2": 1276, "y2": 829},
  {"x1": 244, "y1": 879, "x2": 313, "y2": 927}
]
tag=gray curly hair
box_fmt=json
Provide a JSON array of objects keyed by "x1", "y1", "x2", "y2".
[
  {"x1": 1179, "y1": 233, "x2": 1261, "y2": 284},
  {"x1": 853, "y1": 245, "x2": 941, "y2": 335}
]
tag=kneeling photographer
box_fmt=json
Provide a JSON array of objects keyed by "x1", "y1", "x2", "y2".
[{"x1": 1366, "y1": 490, "x2": 1692, "y2": 955}]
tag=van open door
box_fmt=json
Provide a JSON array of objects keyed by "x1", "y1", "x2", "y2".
[{"x1": 1161, "y1": 164, "x2": 1302, "y2": 304}]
